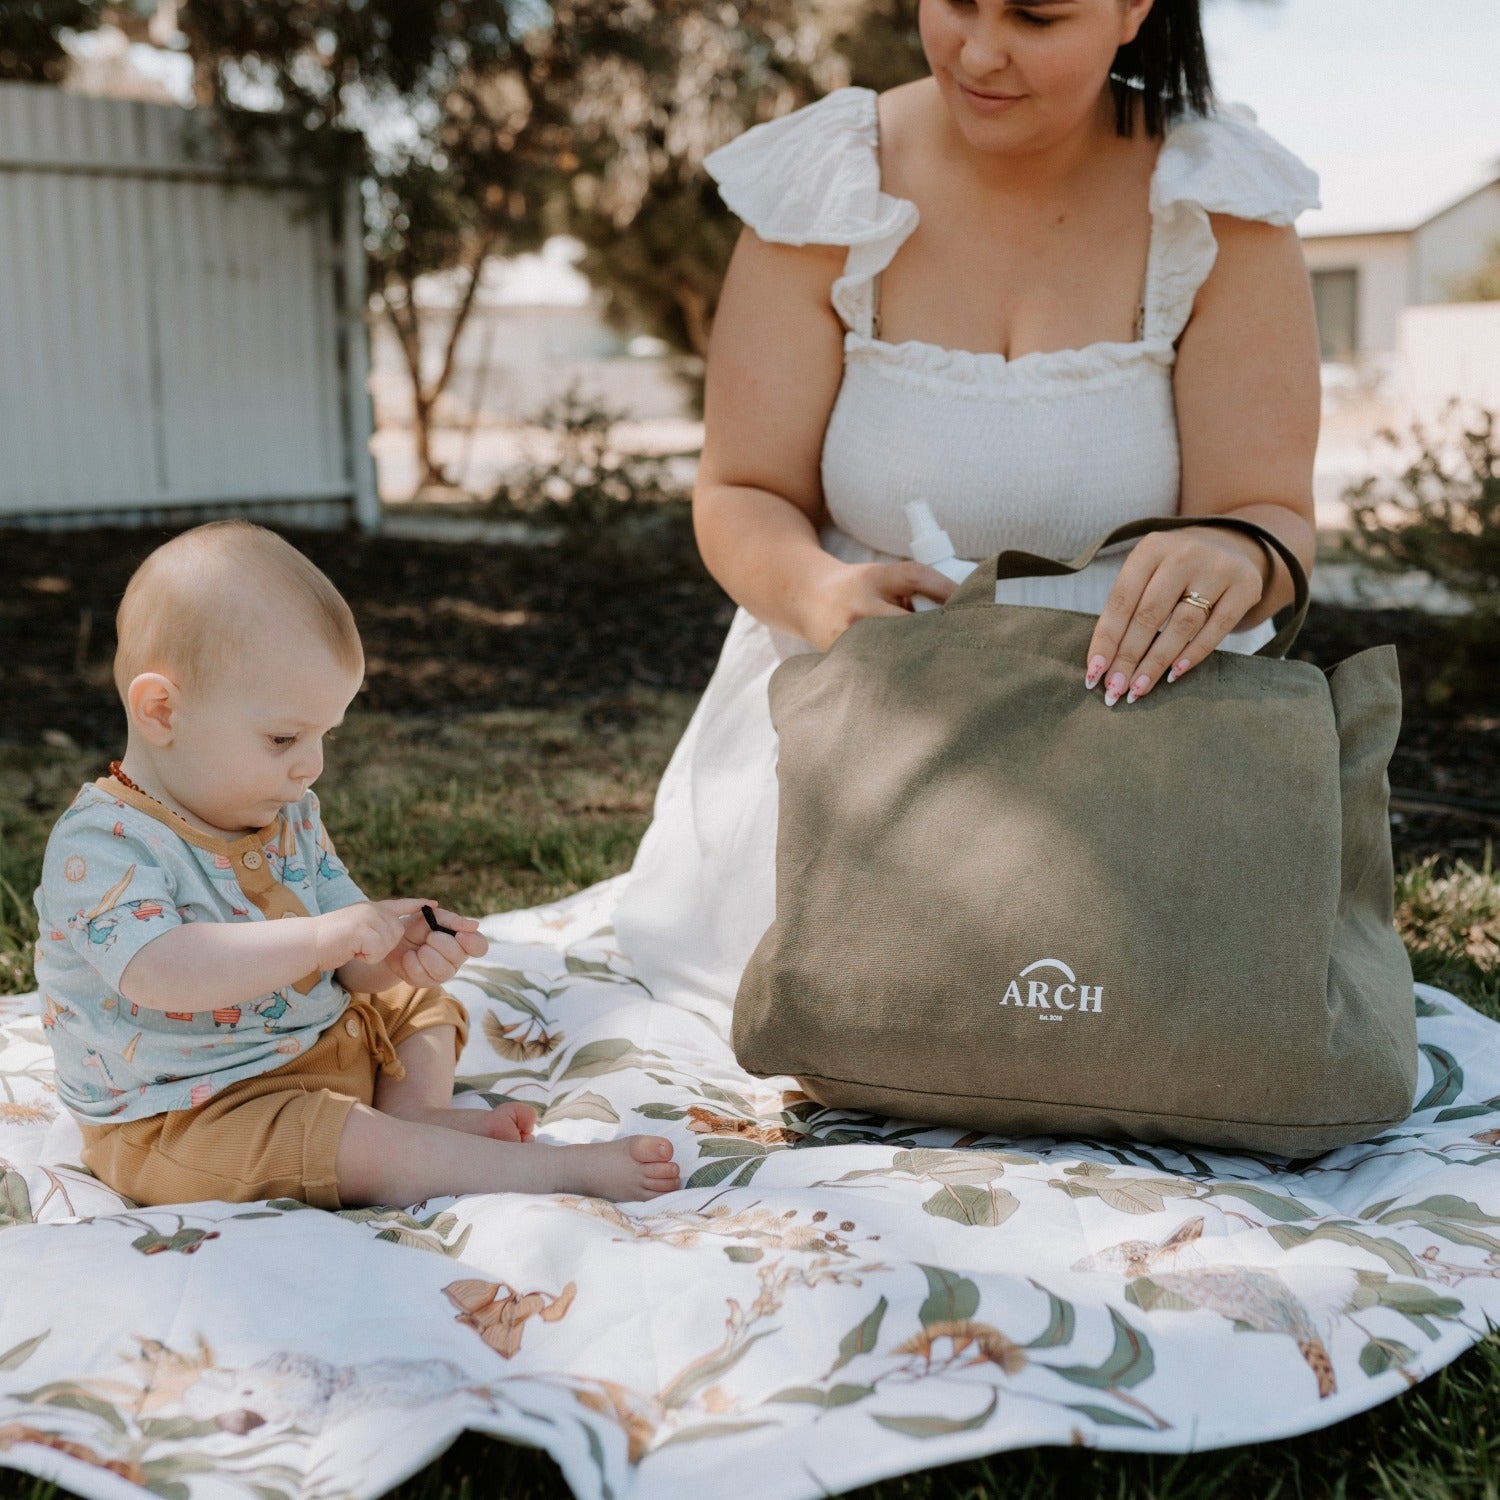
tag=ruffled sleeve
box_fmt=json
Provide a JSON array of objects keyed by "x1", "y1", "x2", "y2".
[
  {"x1": 1144, "y1": 102, "x2": 1320, "y2": 344},
  {"x1": 704, "y1": 87, "x2": 919, "y2": 336}
]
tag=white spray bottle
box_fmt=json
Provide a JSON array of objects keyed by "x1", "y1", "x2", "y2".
[{"x1": 905, "y1": 500, "x2": 978, "y2": 612}]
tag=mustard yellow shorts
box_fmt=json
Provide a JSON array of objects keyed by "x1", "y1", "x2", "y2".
[{"x1": 78, "y1": 983, "x2": 469, "y2": 1211}]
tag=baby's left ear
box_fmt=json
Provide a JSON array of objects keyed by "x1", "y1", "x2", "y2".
[{"x1": 127, "y1": 672, "x2": 180, "y2": 745}]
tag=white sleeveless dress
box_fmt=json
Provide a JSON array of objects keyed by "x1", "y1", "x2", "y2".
[{"x1": 613, "y1": 87, "x2": 1320, "y2": 1024}]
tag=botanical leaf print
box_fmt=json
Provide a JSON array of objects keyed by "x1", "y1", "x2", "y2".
[
  {"x1": 1415, "y1": 1045, "x2": 1464, "y2": 1111},
  {"x1": 1, "y1": 876, "x2": 1499, "y2": 1500}
]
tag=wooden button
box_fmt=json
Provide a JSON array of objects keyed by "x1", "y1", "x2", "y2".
[{"x1": 241, "y1": 850, "x2": 263, "y2": 870}]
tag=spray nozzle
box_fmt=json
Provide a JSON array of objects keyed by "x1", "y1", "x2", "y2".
[{"x1": 904, "y1": 500, "x2": 956, "y2": 566}]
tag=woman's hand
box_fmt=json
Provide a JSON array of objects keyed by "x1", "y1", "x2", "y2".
[
  {"x1": 1084, "y1": 527, "x2": 1271, "y2": 706},
  {"x1": 803, "y1": 559, "x2": 960, "y2": 651}
]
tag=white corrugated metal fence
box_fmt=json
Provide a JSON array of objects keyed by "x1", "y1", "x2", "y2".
[{"x1": 0, "y1": 82, "x2": 378, "y2": 529}]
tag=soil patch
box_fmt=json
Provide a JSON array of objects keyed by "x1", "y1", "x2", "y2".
[{"x1": 2, "y1": 512, "x2": 1493, "y2": 868}]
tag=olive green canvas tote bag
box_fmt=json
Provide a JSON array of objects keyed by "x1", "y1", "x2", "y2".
[{"x1": 732, "y1": 515, "x2": 1417, "y2": 1157}]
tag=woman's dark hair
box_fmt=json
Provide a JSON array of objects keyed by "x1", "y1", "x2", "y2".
[{"x1": 1109, "y1": 0, "x2": 1215, "y2": 137}]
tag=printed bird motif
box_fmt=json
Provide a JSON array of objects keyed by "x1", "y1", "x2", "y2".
[
  {"x1": 179, "y1": 1348, "x2": 484, "y2": 1433},
  {"x1": 1134, "y1": 1266, "x2": 1340, "y2": 1398},
  {"x1": 1073, "y1": 1216, "x2": 1206, "y2": 1277},
  {"x1": 1084, "y1": 1217, "x2": 1352, "y2": 1400},
  {"x1": 256, "y1": 991, "x2": 291, "y2": 1023}
]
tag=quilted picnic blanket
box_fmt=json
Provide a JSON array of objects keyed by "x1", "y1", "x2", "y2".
[{"x1": 2, "y1": 873, "x2": 1499, "y2": 1500}]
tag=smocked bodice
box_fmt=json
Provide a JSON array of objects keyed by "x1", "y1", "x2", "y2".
[{"x1": 704, "y1": 87, "x2": 1319, "y2": 584}]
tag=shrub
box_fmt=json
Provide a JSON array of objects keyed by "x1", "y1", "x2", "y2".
[
  {"x1": 487, "y1": 385, "x2": 682, "y2": 526},
  {"x1": 1343, "y1": 403, "x2": 1500, "y2": 611},
  {"x1": 1341, "y1": 404, "x2": 1499, "y2": 707}
]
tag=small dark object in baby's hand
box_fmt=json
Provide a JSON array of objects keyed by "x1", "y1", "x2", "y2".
[{"x1": 421, "y1": 904, "x2": 458, "y2": 937}]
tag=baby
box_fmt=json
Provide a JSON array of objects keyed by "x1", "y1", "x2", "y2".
[{"x1": 33, "y1": 521, "x2": 680, "y2": 1209}]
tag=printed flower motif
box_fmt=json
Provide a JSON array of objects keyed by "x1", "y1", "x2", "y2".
[
  {"x1": 0, "y1": 1425, "x2": 143, "y2": 1486},
  {"x1": 444, "y1": 1278, "x2": 577, "y2": 1359},
  {"x1": 0, "y1": 1100, "x2": 55, "y2": 1125},
  {"x1": 894, "y1": 1320, "x2": 1028, "y2": 1375},
  {"x1": 481, "y1": 1010, "x2": 562, "y2": 1061},
  {"x1": 574, "y1": 1379, "x2": 657, "y2": 1465},
  {"x1": 684, "y1": 1106, "x2": 803, "y2": 1146},
  {"x1": 63, "y1": 855, "x2": 87, "y2": 883}
]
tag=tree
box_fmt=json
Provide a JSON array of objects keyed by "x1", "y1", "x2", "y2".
[
  {"x1": 549, "y1": 0, "x2": 923, "y2": 362},
  {"x1": 0, "y1": 0, "x2": 104, "y2": 82},
  {"x1": 166, "y1": 0, "x2": 578, "y2": 489}
]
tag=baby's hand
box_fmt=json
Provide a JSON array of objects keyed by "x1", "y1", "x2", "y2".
[
  {"x1": 316, "y1": 901, "x2": 412, "y2": 972},
  {"x1": 385, "y1": 902, "x2": 488, "y2": 986}
]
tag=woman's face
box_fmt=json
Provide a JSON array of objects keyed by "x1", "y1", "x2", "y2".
[{"x1": 920, "y1": 0, "x2": 1155, "y2": 153}]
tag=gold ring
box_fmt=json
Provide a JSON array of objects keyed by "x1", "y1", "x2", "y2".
[{"x1": 1180, "y1": 590, "x2": 1214, "y2": 616}]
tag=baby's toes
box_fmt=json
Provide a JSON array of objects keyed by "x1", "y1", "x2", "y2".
[{"x1": 627, "y1": 1134, "x2": 674, "y2": 1165}]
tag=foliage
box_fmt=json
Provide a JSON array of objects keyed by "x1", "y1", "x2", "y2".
[
  {"x1": 552, "y1": 0, "x2": 926, "y2": 360},
  {"x1": 486, "y1": 385, "x2": 683, "y2": 526},
  {"x1": 159, "y1": 1, "x2": 577, "y2": 489},
  {"x1": 1343, "y1": 405, "x2": 1500, "y2": 610},
  {"x1": 0, "y1": 0, "x2": 102, "y2": 82},
  {"x1": 1341, "y1": 406, "x2": 1499, "y2": 706}
]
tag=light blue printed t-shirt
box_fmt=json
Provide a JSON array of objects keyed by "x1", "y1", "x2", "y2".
[{"x1": 34, "y1": 777, "x2": 367, "y2": 1122}]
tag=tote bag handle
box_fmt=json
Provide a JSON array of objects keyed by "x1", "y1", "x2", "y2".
[{"x1": 941, "y1": 514, "x2": 1311, "y2": 660}]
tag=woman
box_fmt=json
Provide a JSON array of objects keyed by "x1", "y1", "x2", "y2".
[{"x1": 613, "y1": 0, "x2": 1322, "y2": 1021}]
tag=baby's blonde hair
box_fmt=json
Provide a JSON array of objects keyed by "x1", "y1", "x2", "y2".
[{"x1": 113, "y1": 521, "x2": 363, "y2": 700}]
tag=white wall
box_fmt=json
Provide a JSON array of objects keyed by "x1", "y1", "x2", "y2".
[
  {"x1": 0, "y1": 83, "x2": 377, "y2": 528},
  {"x1": 1301, "y1": 232, "x2": 1411, "y2": 359},
  {"x1": 1413, "y1": 181, "x2": 1500, "y2": 303},
  {"x1": 1398, "y1": 301, "x2": 1500, "y2": 419}
]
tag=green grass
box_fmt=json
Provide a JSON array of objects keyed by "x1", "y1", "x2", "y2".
[
  {"x1": 0, "y1": 698, "x2": 695, "y2": 996},
  {"x1": 0, "y1": 699, "x2": 1496, "y2": 1500}
]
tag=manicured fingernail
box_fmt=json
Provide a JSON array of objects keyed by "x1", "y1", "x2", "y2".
[
  {"x1": 1125, "y1": 674, "x2": 1151, "y2": 705},
  {"x1": 1167, "y1": 657, "x2": 1191, "y2": 684},
  {"x1": 1104, "y1": 673, "x2": 1126, "y2": 707},
  {"x1": 1085, "y1": 655, "x2": 1107, "y2": 690}
]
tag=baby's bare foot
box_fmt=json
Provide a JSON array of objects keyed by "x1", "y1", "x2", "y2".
[
  {"x1": 474, "y1": 1101, "x2": 536, "y2": 1142},
  {"x1": 556, "y1": 1136, "x2": 680, "y2": 1202}
]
